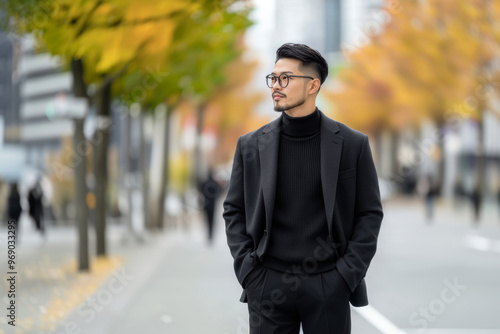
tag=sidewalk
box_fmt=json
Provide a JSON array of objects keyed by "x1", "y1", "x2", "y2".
[{"x1": 0, "y1": 214, "x2": 143, "y2": 334}]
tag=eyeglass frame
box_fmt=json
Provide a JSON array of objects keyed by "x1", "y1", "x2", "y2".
[{"x1": 265, "y1": 73, "x2": 315, "y2": 88}]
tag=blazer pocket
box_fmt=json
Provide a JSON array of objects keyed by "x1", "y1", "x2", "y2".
[{"x1": 339, "y1": 168, "x2": 356, "y2": 180}]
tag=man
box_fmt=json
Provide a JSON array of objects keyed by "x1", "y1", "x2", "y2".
[{"x1": 223, "y1": 43, "x2": 383, "y2": 333}]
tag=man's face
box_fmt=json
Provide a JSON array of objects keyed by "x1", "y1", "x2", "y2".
[{"x1": 270, "y1": 58, "x2": 309, "y2": 112}]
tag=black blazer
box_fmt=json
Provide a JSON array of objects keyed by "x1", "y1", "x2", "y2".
[{"x1": 222, "y1": 110, "x2": 383, "y2": 307}]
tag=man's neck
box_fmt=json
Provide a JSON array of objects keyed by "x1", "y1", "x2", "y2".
[{"x1": 284, "y1": 102, "x2": 317, "y2": 118}]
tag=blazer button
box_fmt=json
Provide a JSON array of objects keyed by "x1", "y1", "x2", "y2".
[{"x1": 263, "y1": 229, "x2": 267, "y2": 234}]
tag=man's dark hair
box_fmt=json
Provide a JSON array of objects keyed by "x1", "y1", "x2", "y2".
[{"x1": 276, "y1": 43, "x2": 329, "y2": 85}]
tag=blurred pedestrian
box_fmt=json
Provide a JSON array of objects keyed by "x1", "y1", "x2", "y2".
[
  {"x1": 7, "y1": 182, "x2": 22, "y2": 242},
  {"x1": 496, "y1": 181, "x2": 500, "y2": 220},
  {"x1": 28, "y1": 178, "x2": 45, "y2": 237},
  {"x1": 470, "y1": 186, "x2": 482, "y2": 224},
  {"x1": 453, "y1": 175, "x2": 466, "y2": 210},
  {"x1": 223, "y1": 43, "x2": 383, "y2": 334},
  {"x1": 417, "y1": 175, "x2": 436, "y2": 221},
  {"x1": 199, "y1": 168, "x2": 222, "y2": 246},
  {"x1": 497, "y1": 185, "x2": 500, "y2": 220}
]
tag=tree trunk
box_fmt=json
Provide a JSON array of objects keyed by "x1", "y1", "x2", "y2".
[
  {"x1": 389, "y1": 130, "x2": 399, "y2": 182},
  {"x1": 93, "y1": 80, "x2": 112, "y2": 256},
  {"x1": 71, "y1": 59, "x2": 88, "y2": 98},
  {"x1": 70, "y1": 58, "x2": 89, "y2": 272},
  {"x1": 74, "y1": 119, "x2": 89, "y2": 271},
  {"x1": 124, "y1": 110, "x2": 133, "y2": 237},
  {"x1": 139, "y1": 111, "x2": 150, "y2": 231},
  {"x1": 148, "y1": 108, "x2": 164, "y2": 231},
  {"x1": 155, "y1": 107, "x2": 171, "y2": 230},
  {"x1": 473, "y1": 115, "x2": 485, "y2": 224},
  {"x1": 193, "y1": 102, "x2": 206, "y2": 186},
  {"x1": 374, "y1": 131, "x2": 383, "y2": 172},
  {"x1": 436, "y1": 121, "x2": 445, "y2": 196},
  {"x1": 148, "y1": 104, "x2": 171, "y2": 230},
  {"x1": 124, "y1": 110, "x2": 143, "y2": 243}
]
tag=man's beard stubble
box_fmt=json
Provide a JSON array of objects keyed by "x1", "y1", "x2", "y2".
[{"x1": 273, "y1": 96, "x2": 306, "y2": 112}]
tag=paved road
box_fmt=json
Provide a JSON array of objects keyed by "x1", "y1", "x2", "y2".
[
  {"x1": 1, "y1": 197, "x2": 499, "y2": 333},
  {"x1": 46, "y1": 212, "x2": 380, "y2": 334},
  {"x1": 367, "y1": 199, "x2": 500, "y2": 333}
]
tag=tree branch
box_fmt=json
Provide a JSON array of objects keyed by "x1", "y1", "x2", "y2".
[
  {"x1": 87, "y1": 8, "x2": 188, "y2": 30},
  {"x1": 74, "y1": 0, "x2": 104, "y2": 38},
  {"x1": 93, "y1": 61, "x2": 131, "y2": 95}
]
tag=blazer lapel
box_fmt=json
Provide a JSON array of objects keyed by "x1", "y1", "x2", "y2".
[
  {"x1": 258, "y1": 117, "x2": 281, "y2": 232},
  {"x1": 320, "y1": 112, "x2": 343, "y2": 239}
]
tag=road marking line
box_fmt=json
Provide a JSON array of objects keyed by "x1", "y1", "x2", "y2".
[
  {"x1": 353, "y1": 305, "x2": 407, "y2": 334},
  {"x1": 401, "y1": 329, "x2": 500, "y2": 333},
  {"x1": 464, "y1": 234, "x2": 500, "y2": 253}
]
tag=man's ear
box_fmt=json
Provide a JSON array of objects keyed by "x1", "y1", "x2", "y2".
[{"x1": 309, "y1": 79, "x2": 321, "y2": 95}]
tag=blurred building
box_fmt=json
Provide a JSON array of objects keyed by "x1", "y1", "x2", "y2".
[
  {"x1": 246, "y1": 0, "x2": 384, "y2": 116},
  {"x1": 272, "y1": 0, "x2": 382, "y2": 60},
  {"x1": 0, "y1": 27, "x2": 26, "y2": 183},
  {"x1": 446, "y1": 110, "x2": 500, "y2": 199},
  {"x1": 17, "y1": 36, "x2": 73, "y2": 171},
  {"x1": 0, "y1": 32, "x2": 86, "y2": 183},
  {"x1": 272, "y1": 0, "x2": 326, "y2": 54},
  {"x1": 0, "y1": 30, "x2": 20, "y2": 142}
]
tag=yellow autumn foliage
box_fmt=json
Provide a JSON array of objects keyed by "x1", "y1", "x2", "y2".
[{"x1": 328, "y1": 0, "x2": 500, "y2": 135}]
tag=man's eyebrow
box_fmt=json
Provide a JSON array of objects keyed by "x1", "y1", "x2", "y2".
[{"x1": 270, "y1": 71, "x2": 294, "y2": 75}]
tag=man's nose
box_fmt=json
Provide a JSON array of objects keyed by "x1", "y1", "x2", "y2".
[{"x1": 272, "y1": 79, "x2": 281, "y2": 90}]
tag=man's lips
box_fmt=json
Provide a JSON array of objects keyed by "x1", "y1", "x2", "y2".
[{"x1": 273, "y1": 94, "x2": 285, "y2": 101}]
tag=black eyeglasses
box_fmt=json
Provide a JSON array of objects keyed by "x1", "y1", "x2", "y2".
[{"x1": 266, "y1": 74, "x2": 315, "y2": 88}]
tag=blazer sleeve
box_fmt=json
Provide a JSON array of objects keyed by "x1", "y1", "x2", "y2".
[
  {"x1": 336, "y1": 135, "x2": 384, "y2": 292},
  {"x1": 223, "y1": 137, "x2": 257, "y2": 288}
]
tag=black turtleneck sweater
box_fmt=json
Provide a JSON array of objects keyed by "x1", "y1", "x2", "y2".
[{"x1": 262, "y1": 108, "x2": 336, "y2": 274}]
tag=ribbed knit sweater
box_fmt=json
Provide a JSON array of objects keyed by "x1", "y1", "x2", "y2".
[{"x1": 262, "y1": 108, "x2": 336, "y2": 274}]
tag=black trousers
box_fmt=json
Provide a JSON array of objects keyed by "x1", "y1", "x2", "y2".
[{"x1": 246, "y1": 265, "x2": 351, "y2": 334}]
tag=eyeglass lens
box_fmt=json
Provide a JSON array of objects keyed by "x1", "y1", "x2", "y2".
[{"x1": 267, "y1": 74, "x2": 289, "y2": 88}]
